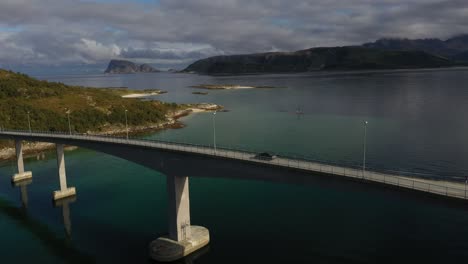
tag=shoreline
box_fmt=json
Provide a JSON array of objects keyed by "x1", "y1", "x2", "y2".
[
  {"x1": 190, "y1": 84, "x2": 275, "y2": 90},
  {"x1": 0, "y1": 103, "x2": 222, "y2": 161},
  {"x1": 121, "y1": 90, "x2": 168, "y2": 98}
]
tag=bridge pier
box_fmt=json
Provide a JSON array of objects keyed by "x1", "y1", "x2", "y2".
[
  {"x1": 149, "y1": 175, "x2": 209, "y2": 262},
  {"x1": 12, "y1": 140, "x2": 33, "y2": 183},
  {"x1": 52, "y1": 144, "x2": 76, "y2": 201}
]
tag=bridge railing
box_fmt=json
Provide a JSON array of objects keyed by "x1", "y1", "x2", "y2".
[
  {"x1": 1, "y1": 128, "x2": 465, "y2": 181},
  {"x1": 1, "y1": 129, "x2": 467, "y2": 200}
]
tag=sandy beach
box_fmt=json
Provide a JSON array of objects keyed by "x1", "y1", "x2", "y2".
[
  {"x1": 121, "y1": 91, "x2": 165, "y2": 98},
  {"x1": 191, "y1": 84, "x2": 260, "y2": 90}
]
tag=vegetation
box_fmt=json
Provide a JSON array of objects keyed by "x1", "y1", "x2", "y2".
[
  {"x1": 183, "y1": 46, "x2": 455, "y2": 74},
  {"x1": 0, "y1": 69, "x2": 182, "y2": 147}
]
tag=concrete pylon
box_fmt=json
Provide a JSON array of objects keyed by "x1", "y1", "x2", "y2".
[
  {"x1": 12, "y1": 140, "x2": 32, "y2": 183},
  {"x1": 168, "y1": 175, "x2": 192, "y2": 241},
  {"x1": 52, "y1": 144, "x2": 76, "y2": 201},
  {"x1": 149, "y1": 175, "x2": 209, "y2": 262}
]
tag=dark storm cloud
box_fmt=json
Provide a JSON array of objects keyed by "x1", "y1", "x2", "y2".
[{"x1": 1, "y1": 0, "x2": 468, "y2": 68}]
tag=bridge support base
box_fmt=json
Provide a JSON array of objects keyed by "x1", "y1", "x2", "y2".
[
  {"x1": 12, "y1": 171, "x2": 32, "y2": 183},
  {"x1": 149, "y1": 175, "x2": 209, "y2": 262},
  {"x1": 53, "y1": 187, "x2": 76, "y2": 201},
  {"x1": 149, "y1": 225, "x2": 210, "y2": 262}
]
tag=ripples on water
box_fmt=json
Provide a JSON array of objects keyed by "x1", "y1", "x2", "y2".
[{"x1": 1, "y1": 68, "x2": 468, "y2": 263}]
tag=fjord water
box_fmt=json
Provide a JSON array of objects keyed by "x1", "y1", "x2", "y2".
[{"x1": 1, "y1": 69, "x2": 468, "y2": 263}]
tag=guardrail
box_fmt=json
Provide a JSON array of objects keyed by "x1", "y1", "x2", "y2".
[{"x1": 1, "y1": 129, "x2": 467, "y2": 200}]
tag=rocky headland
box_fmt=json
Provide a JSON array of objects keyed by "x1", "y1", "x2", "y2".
[{"x1": 105, "y1": 60, "x2": 161, "y2": 74}]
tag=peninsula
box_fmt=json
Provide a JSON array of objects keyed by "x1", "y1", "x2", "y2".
[
  {"x1": 104, "y1": 59, "x2": 160, "y2": 74},
  {"x1": 0, "y1": 69, "x2": 221, "y2": 160}
]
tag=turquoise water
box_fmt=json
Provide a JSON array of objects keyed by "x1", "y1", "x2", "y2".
[{"x1": 1, "y1": 69, "x2": 468, "y2": 263}]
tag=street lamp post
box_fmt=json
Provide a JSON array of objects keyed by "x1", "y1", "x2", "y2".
[
  {"x1": 27, "y1": 111, "x2": 32, "y2": 134},
  {"x1": 362, "y1": 121, "x2": 368, "y2": 179},
  {"x1": 66, "y1": 110, "x2": 72, "y2": 135},
  {"x1": 213, "y1": 111, "x2": 217, "y2": 154},
  {"x1": 124, "y1": 109, "x2": 129, "y2": 140}
]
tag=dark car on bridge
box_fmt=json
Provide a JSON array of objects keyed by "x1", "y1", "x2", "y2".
[{"x1": 254, "y1": 152, "x2": 276, "y2": 161}]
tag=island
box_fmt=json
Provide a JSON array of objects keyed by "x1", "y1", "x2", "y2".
[
  {"x1": 182, "y1": 35, "x2": 468, "y2": 75},
  {"x1": 0, "y1": 69, "x2": 221, "y2": 160},
  {"x1": 104, "y1": 59, "x2": 161, "y2": 74}
]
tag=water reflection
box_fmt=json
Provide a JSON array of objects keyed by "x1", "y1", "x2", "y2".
[
  {"x1": 0, "y1": 193, "x2": 94, "y2": 263},
  {"x1": 54, "y1": 196, "x2": 76, "y2": 239},
  {"x1": 12, "y1": 178, "x2": 74, "y2": 239},
  {"x1": 12, "y1": 178, "x2": 32, "y2": 210},
  {"x1": 152, "y1": 245, "x2": 210, "y2": 264}
]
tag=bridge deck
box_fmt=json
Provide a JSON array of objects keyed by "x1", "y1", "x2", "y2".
[{"x1": 1, "y1": 130, "x2": 467, "y2": 201}]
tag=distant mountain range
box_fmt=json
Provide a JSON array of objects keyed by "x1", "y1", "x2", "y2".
[
  {"x1": 105, "y1": 60, "x2": 160, "y2": 74},
  {"x1": 363, "y1": 35, "x2": 468, "y2": 61},
  {"x1": 183, "y1": 35, "x2": 468, "y2": 74}
]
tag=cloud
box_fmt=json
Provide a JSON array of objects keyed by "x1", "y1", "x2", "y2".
[
  {"x1": 1, "y1": 0, "x2": 468, "y2": 69},
  {"x1": 74, "y1": 39, "x2": 121, "y2": 62}
]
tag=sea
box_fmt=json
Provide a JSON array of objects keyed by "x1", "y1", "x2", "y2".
[{"x1": 1, "y1": 68, "x2": 468, "y2": 263}]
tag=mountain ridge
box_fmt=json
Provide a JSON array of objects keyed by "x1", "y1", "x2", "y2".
[
  {"x1": 183, "y1": 35, "x2": 468, "y2": 74},
  {"x1": 183, "y1": 46, "x2": 456, "y2": 74},
  {"x1": 363, "y1": 35, "x2": 468, "y2": 61}
]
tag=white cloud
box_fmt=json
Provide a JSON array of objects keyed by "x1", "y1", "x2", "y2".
[
  {"x1": 0, "y1": 0, "x2": 468, "y2": 68},
  {"x1": 74, "y1": 38, "x2": 121, "y2": 63}
]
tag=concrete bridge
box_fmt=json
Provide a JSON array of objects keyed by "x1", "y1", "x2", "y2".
[{"x1": 1, "y1": 129, "x2": 467, "y2": 261}]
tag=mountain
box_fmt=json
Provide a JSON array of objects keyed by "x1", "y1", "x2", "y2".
[
  {"x1": 363, "y1": 35, "x2": 468, "y2": 61},
  {"x1": 104, "y1": 60, "x2": 160, "y2": 74},
  {"x1": 183, "y1": 46, "x2": 454, "y2": 74},
  {"x1": 453, "y1": 50, "x2": 468, "y2": 62}
]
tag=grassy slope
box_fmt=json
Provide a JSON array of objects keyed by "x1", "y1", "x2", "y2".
[{"x1": 0, "y1": 69, "x2": 181, "y2": 147}]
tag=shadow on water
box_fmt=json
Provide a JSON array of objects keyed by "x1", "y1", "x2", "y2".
[
  {"x1": 1, "y1": 183, "x2": 95, "y2": 264},
  {"x1": 150, "y1": 245, "x2": 210, "y2": 264}
]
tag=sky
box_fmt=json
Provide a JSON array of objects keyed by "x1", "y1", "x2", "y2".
[{"x1": 1, "y1": 0, "x2": 468, "y2": 72}]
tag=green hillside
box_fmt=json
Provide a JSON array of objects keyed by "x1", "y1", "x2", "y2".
[{"x1": 0, "y1": 69, "x2": 180, "y2": 135}]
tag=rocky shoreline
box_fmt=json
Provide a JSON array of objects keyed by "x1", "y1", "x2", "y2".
[{"x1": 0, "y1": 103, "x2": 222, "y2": 161}]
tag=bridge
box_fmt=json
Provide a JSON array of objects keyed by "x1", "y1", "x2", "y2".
[{"x1": 1, "y1": 129, "x2": 467, "y2": 261}]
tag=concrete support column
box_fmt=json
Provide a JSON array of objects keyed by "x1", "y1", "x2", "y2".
[
  {"x1": 53, "y1": 144, "x2": 76, "y2": 200},
  {"x1": 16, "y1": 140, "x2": 25, "y2": 174},
  {"x1": 57, "y1": 144, "x2": 68, "y2": 191},
  {"x1": 12, "y1": 140, "x2": 32, "y2": 182},
  {"x1": 149, "y1": 175, "x2": 210, "y2": 262},
  {"x1": 167, "y1": 175, "x2": 191, "y2": 241}
]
